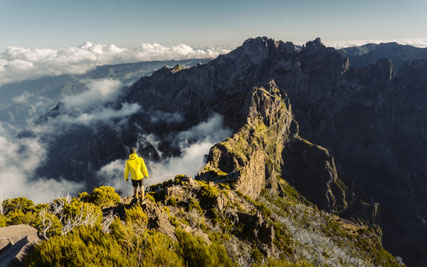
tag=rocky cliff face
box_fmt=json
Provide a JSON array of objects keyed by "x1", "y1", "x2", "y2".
[
  {"x1": 196, "y1": 80, "x2": 347, "y2": 214},
  {"x1": 33, "y1": 36, "x2": 426, "y2": 265}
]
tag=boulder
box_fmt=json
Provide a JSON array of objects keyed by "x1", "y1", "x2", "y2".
[{"x1": 0, "y1": 225, "x2": 40, "y2": 267}]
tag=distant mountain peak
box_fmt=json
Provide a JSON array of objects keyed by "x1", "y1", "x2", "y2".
[{"x1": 304, "y1": 37, "x2": 326, "y2": 50}]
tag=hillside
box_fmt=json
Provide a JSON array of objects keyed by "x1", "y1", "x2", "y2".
[{"x1": 0, "y1": 182, "x2": 402, "y2": 266}]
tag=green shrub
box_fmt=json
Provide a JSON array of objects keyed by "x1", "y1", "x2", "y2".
[
  {"x1": 146, "y1": 193, "x2": 156, "y2": 203},
  {"x1": 188, "y1": 198, "x2": 203, "y2": 213},
  {"x1": 200, "y1": 184, "x2": 219, "y2": 201},
  {"x1": 25, "y1": 225, "x2": 126, "y2": 267},
  {"x1": 125, "y1": 205, "x2": 148, "y2": 226},
  {"x1": 60, "y1": 198, "x2": 102, "y2": 226},
  {"x1": 140, "y1": 231, "x2": 184, "y2": 267},
  {"x1": 169, "y1": 216, "x2": 179, "y2": 227},
  {"x1": 0, "y1": 215, "x2": 7, "y2": 227},
  {"x1": 2, "y1": 197, "x2": 35, "y2": 214},
  {"x1": 79, "y1": 186, "x2": 121, "y2": 209},
  {"x1": 5, "y1": 209, "x2": 37, "y2": 225},
  {"x1": 109, "y1": 219, "x2": 183, "y2": 266},
  {"x1": 1, "y1": 198, "x2": 61, "y2": 237},
  {"x1": 167, "y1": 197, "x2": 177, "y2": 205},
  {"x1": 176, "y1": 229, "x2": 235, "y2": 267},
  {"x1": 251, "y1": 248, "x2": 264, "y2": 264}
]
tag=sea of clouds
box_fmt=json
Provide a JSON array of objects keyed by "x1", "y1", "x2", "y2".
[
  {"x1": 0, "y1": 78, "x2": 142, "y2": 202},
  {"x1": 0, "y1": 42, "x2": 230, "y2": 86},
  {"x1": 323, "y1": 38, "x2": 427, "y2": 49},
  {"x1": 2, "y1": 39, "x2": 427, "y2": 86},
  {"x1": 0, "y1": 74, "x2": 232, "y2": 202}
]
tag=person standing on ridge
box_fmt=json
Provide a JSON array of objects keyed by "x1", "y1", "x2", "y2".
[{"x1": 124, "y1": 147, "x2": 149, "y2": 202}]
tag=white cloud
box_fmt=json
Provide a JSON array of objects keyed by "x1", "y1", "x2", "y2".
[
  {"x1": 96, "y1": 113, "x2": 233, "y2": 194},
  {"x1": 0, "y1": 123, "x2": 83, "y2": 203},
  {"x1": 97, "y1": 141, "x2": 218, "y2": 193},
  {"x1": 323, "y1": 38, "x2": 427, "y2": 49},
  {"x1": 0, "y1": 80, "x2": 140, "y2": 203},
  {"x1": 58, "y1": 103, "x2": 140, "y2": 126},
  {"x1": 63, "y1": 79, "x2": 123, "y2": 110},
  {"x1": 96, "y1": 159, "x2": 131, "y2": 196},
  {"x1": 0, "y1": 42, "x2": 230, "y2": 86},
  {"x1": 147, "y1": 141, "x2": 215, "y2": 186},
  {"x1": 30, "y1": 103, "x2": 141, "y2": 136},
  {"x1": 175, "y1": 113, "x2": 231, "y2": 147},
  {"x1": 150, "y1": 111, "x2": 184, "y2": 124}
]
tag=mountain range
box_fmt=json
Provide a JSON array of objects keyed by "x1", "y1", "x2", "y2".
[{"x1": 8, "y1": 37, "x2": 427, "y2": 266}]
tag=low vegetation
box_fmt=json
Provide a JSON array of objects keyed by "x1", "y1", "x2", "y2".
[{"x1": 1, "y1": 179, "x2": 404, "y2": 266}]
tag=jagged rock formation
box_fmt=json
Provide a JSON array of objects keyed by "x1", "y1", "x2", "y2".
[
  {"x1": 196, "y1": 80, "x2": 346, "y2": 214},
  {"x1": 32, "y1": 36, "x2": 426, "y2": 265}
]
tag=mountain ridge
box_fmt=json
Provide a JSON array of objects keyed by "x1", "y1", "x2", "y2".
[{"x1": 24, "y1": 36, "x2": 427, "y2": 265}]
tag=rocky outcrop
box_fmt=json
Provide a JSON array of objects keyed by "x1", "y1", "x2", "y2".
[
  {"x1": 0, "y1": 225, "x2": 40, "y2": 267},
  {"x1": 141, "y1": 201, "x2": 175, "y2": 237},
  {"x1": 237, "y1": 212, "x2": 275, "y2": 245},
  {"x1": 196, "y1": 80, "x2": 293, "y2": 199},
  {"x1": 197, "y1": 80, "x2": 347, "y2": 214}
]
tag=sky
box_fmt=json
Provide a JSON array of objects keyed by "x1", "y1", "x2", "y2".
[{"x1": 0, "y1": 0, "x2": 426, "y2": 50}]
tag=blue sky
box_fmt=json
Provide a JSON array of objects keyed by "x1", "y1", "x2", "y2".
[{"x1": 0, "y1": 0, "x2": 426, "y2": 49}]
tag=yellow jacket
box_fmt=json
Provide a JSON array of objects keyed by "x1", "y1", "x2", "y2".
[{"x1": 124, "y1": 153, "x2": 149, "y2": 181}]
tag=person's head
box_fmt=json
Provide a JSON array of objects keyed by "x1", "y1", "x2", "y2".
[{"x1": 130, "y1": 147, "x2": 137, "y2": 154}]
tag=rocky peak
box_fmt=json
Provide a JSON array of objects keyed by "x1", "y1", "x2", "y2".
[
  {"x1": 233, "y1": 36, "x2": 286, "y2": 64},
  {"x1": 170, "y1": 64, "x2": 185, "y2": 73},
  {"x1": 197, "y1": 80, "x2": 295, "y2": 198},
  {"x1": 149, "y1": 64, "x2": 185, "y2": 79},
  {"x1": 304, "y1": 37, "x2": 326, "y2": 50}
]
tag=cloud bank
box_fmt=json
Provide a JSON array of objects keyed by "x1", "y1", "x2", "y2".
[
  {"x1": 0, "y1": 42, "x2": 230, "y2": 86},
  {"x1": 33, "y1": 78, "x2": 140, "y2": 130},
  {"x1": 63, "y1": 79, "x2": 123, "y2": 110},
  {"x1": 1, "y1": 38, "x2": 426, "y2": 86},
  {"x1": 0, "y1": 78, "x2": 141, "y2": 202},
  {"x1": 323, "y1": 38, "x2": 427, "y2": 49},
  {"x1": 0, "y1": 123, "x2": 83, "y2": 203}
]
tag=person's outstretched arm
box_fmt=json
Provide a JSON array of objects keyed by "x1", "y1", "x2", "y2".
[
  {"x1": 141, "y1": 158, "x2": 149, "y2": 178},
  {"x1": 124, "y1": 161, "x2": 130, "y2": 181}
]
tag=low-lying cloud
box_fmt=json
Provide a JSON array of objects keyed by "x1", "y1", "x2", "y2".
[
  {"x1": 0, "y1": 123, "x2": 83, "y2": 203},
  {"x1": 31, "y1": 79, "x2": 139, "y2": 131},
  {"x1": 0, "y1": 42, "x2": 230, "y2": 86},
  {"x1": 63, "y1": 79, "x2": 123, "y2": 110},
  {"x1": 55, "y1": 103, "x2": 140, "y2": 127},
  {"x1": 0, "y1": 78, "x2": 141, "y2": 203}
]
